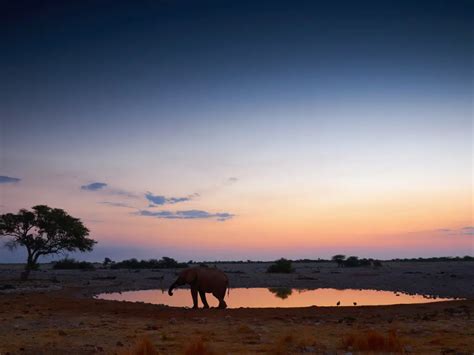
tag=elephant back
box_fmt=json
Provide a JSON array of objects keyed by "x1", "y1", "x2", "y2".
[{"x1": 195, "y1": 267, "x2": 228, "y2": 292}]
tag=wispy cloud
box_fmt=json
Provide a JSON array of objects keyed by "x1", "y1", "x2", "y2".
[
  {"x1": 108, "y1": 188, "x2": 139, "y2": 199},
  {"x1": 100, "y1": 201, "x2": 134, "y2": 208},
  {"x1": 84, "y1": 218, "x2": 103, "y2": 224},
  {"x1": 81, "y1": 182, "x2": 107, "y2": 191},
  {"x1": 145, "y1": 192, "x2": 198, "y2": 206},
  {"x1": 81, "y1": 182, "x2": 138, "y2": 198},
  {"x1": 437, "y1": 227, "x2": 474, "y2": 236},
  {"x1": 136, "y1": 209, "x2": 234, "y2": 221},
  {"x1": 461, "y1": 226, "x2": 474, "y2": 235},
  {"x1": 0, "y1": 176, "x2": 21, "y2": 184},
  {"x1": 226, "y1": 177, "x2": 239, "y2": 185}
]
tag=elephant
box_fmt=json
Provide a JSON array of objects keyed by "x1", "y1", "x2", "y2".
[{"x1": 168, "y1": 266, "x2": 229, "y2": 309}]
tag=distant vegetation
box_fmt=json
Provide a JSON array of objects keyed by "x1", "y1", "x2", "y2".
[
  {"x1": 110, "y1": 257, "x2": 188, "y2": 269},
  {"x1": 267, "y1": 258, "x2": 294, "y2": 273},
  {"x1": 331, "y1": 254, "x2": 346, "y2": 267},
  {"x1": 191, "y1": 256, "x2": 473, "y2": 264},
  {"x1": 102, "y1": 257, "x2": 113, "y2": 267},
  {"x1": 332, "y1": 255, "x2": 383, "y2": 268},
  {"x1": 390, "y1": 256, "x2": 473, "y2": 262},
  {"x1": 53, "y1": 258, "x2": 95, "y2": 270}
]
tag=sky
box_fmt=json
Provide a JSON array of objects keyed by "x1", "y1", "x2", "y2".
[{"x1": 0, "y1": 0, "x2": 472, "y2": 262}]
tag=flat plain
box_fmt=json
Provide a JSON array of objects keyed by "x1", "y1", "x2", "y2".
[{"x1": 0, "y1": 261, "x2": 473, "y2": 354}]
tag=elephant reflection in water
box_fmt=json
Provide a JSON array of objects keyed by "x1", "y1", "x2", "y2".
[
  {"x1": 268, "y1": 287, "x2": 293, "y2": 299},
  {"x1": 168, "y1": 266, "x2": 229, "y2": 309}
]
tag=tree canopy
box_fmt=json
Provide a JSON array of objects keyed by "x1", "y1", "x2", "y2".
[
  {"x1": 331, "y1": 254, "x2": 346, "y2": 261},
  {"x1": 0, "y1": 205, "x2": 96, "y2": 279}
]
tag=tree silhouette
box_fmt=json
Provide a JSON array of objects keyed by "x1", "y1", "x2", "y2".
[
  {"x1": 332, "y1": 254, "x2": 346, "y2": 267},
  {"x1": 0, "y1": 205, "x2": 96, "y2": 280},
  {"x1": 344, "y1": 256, "x2": 360, "y2": 267}
]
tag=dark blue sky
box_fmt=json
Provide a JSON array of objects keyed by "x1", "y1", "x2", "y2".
[{"x1": 2, "y1": 0, "x2": 471, "y2": 128}]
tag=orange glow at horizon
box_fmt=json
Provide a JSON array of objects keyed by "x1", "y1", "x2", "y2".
[{"x1": 85, "y1": 185, "x2": 472, "y2": 253}]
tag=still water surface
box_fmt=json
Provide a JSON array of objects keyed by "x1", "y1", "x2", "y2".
[{"x1": 95, "y1": 288, "x2": 456, "y2": 308}]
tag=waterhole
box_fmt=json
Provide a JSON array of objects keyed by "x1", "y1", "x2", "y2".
[{"x1": 95, "y1": 287, "x2": 457, "y2": 308}]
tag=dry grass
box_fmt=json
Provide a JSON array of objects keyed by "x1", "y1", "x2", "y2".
[
  {"x1": 269, "y1": 329, "x2": 323, "y2": 354},
  {"x1": 122, "y1": 336, "x2": 215, "y2": 355},
  {"x1": 429, "y1": 338, "x2": 443, "y2": 346},
  {"x1": 236, "y1": 324, "x2": 255, "y2": 334},
  {"x1": 123, "y1": 336, "x2": 159, "y2": 355},
  {"x1": 343, "y1": 329, "x2": 405, "y2": 352},
  {"x1": 183, "y1": 337, "x2": 215, "y2": 355}
]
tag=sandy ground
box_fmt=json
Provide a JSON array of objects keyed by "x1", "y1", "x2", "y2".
[{"x1": 0, "y1": 261, "x2": 473, "y2": 354}]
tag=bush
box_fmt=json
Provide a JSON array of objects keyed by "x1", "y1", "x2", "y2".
[
  {"x1": 343, "y1": 256, "x2": 360, "y2": 267},
  {"x1": 358, "y1": 258, "x2": 372, "y2": 267},
  {"x1": 103, "y1": 257, "x2": 114, "y2": 267},
  {"x1": 267, "y1": 258, "x2": 294, "y2": 273},
  {"x1": 53, "y1": 258, "x2": 95, "y2": 270},
  {"x1": 373, "y1": 259, "x2": 383, "y2": 267},
  {"x1": 111, "y1": 257, "x2": 188, "y2": 269},
  {"x1": 342, "y1": 256, "x2": 379, "y2": 268}
]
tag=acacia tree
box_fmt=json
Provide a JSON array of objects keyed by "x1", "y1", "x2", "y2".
[
  {"x1": 0, "y1": 205, "x2": 96, "y2": 280},
  {"x1": 331, "y1": 254, "x2": 346, "y2": 267}
]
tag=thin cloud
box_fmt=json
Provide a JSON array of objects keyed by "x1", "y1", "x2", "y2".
[
  {"x1": 145, "y1": 192, "x2": 198, "y2": 206},
  {"x1": 84, "y1": 219, "x2": 103, "y2": 224},
  {"x1": 108, "y1": 188, "x2": 139, "y2": 199},
  {"x1": 136, "y1": 209, "x2": 234, "y2": 221},
  {"x1": 81, "y1": 182, "x2": 137, "y2": 198},
  {"x1": 437, "y1": 227, "x2": 474, "y2": 236},
  {"x1": 462, "y1": 226, "x2": 474, "y2": 235},
  {"x1": 81, "y1": 182, "x2": 107, "y2": 191},
  {"x1": 0, "y1": 176, "x2": 21, "y2": 184},
  {"x1": 100, "y1": 201, "x2": 134, "y2": 208},
  {"x1": 225, "y1": 177, "x2": 239, "y2": 185}
]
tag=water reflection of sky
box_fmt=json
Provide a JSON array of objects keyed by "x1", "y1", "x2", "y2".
[{"x1": 96, "y1": 288, "x2": 457, "y2": 308}]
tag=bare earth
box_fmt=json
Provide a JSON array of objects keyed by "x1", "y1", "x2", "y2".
[{"x1": 0, "y1": 261, "x2": 473, "y2": 354}]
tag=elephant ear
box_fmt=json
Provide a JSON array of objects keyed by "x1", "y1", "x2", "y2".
[{"x1": 184, "y1": 269, "x2": 197, "y2": 284}]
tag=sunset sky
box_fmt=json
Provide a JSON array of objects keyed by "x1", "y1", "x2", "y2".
[{"x1": 1, "y1": 0, "x2": 472, "y2": 262}]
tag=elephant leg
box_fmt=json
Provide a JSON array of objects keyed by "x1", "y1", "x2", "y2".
[
  {"x1": 191, "y1": 287, "x2": 199, "y2": 309},
  {"x1": 212, "y1": 290, "x2": 227, "y2": 309},
  {"x1": 199, "y1": 291, "x2": 210, "y2": 309}
]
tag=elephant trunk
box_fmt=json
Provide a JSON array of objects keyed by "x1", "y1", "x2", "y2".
[{"x1": 168, "y1": 281, "x2": 177, "y2": 296}]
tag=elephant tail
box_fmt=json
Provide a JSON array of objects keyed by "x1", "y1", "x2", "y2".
[{"x1": 227, "y1": 279, "x2": 230, "y2": 297}]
